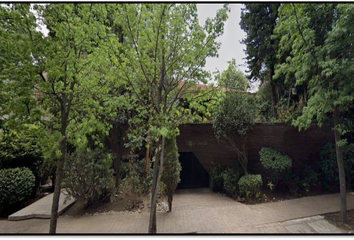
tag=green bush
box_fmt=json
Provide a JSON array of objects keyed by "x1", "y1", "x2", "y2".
[
  {"x1": 62, "y1": 149, "x2": 113, "y2": 206},
  {"x1": 162, "y1": 136, "x2": 182, "y2": 211},
  {"x1": 0, "y1": 127, "x2": 44, "y2": 194},
  {"x1": 119, "y1": 158, "x2": 153, "y2": 197},
  {"x1": 259, "y1": 148, "x2": 292, "y2": 190},
  {"x1": 222, "y1": 167, "x2": 241, "y2": 198},
  {"x1": 0, "y1": 168, "x2": 35, "y2": 213},
  {"x1": 209, "y1": 162, "x2": 225, "y2": 192},
  {"x1": 238, "y1": 174, "x2": 263, "y2": 201},
  {"x1": 284, "y1": 165, "x2": 319, "y2": 195},
  {"x1": 300, "y1": 165, "x2": 319, "y2": 193},
  {"x1": 320, "y1": 143, "x2": 354, "y2": 191}
]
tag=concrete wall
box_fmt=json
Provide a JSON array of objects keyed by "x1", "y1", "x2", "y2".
[{"x1": 176, "y1": 123, "x2": 334, "y2": 175}]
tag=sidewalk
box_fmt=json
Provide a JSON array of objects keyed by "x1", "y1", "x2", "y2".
[{"x1": 0, "y1": 188, "x2": 353, "y2": 234}]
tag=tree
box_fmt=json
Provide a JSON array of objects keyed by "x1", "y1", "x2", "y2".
[
  {"x1": 213, "y1": 92, "x2": 256, "y2": 175},
  {"x1": 0, "y1": 4, "x2": 42, "y2": 128},
  {"x1": 0, "y1": 3, "x2": 123, "y2": 233},
  {"x1": 274, "y1": 3, "x2": 353, "y2": 223},
  {"x1": 240, "y1": 3, "x2": 281, "y2": 118},
  {"x1": 109, "y1": 3, "x2": 229, "y2": 233},
  {"x1": 214, "y1": 58, "x2": 249, "y2": 91},
  {"x1": 36, "y1": 4, "x2": 128, "y2": 233}
]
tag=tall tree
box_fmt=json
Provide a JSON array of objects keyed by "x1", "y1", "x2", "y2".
[
  {"x1": 213, "y1": 92, "x2": 256, "y2": 175},
  {"x1": 240, "y1": 3, "x2": 281, "y2": 118},
  {"x1": 109, "y1": 3, "x2": 229, "y2": 233},
  {"x1": 275, "y1": 3, "x2": 353, "y2": 223},
  {"x1": 5, "y1": 3, "x2": 122, "y2": 233}
]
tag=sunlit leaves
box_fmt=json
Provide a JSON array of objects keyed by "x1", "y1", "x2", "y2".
[{"x1": 109, "y1": 3, "x2": 229, "y2": 147}]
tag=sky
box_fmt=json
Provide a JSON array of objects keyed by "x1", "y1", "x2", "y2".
[{"x1": 197, "y1": 4, "x2": 248, "y2": 75}]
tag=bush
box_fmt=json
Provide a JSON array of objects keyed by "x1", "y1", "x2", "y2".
[
  {"x1": 119, "y1": 158, "x2": 153, "y2": 197},
  {"x1": 300, "y1": 165, "x2": 319, "y2": 193},
  {"x1": 222, "y1": 167, "x2": 241, "y2": 198},
  {"x1": 0, "y1": 127, "x2": 44, "y2": 195},
  {"x1": 284, "y1": 165, "x2": 319, "y2": 195},
  {"x1": 320, "y1": 143, "x2": 354, "y2": 191},
  {"x1": 0, "y1": 168, "x2": 35, "y2": 214},
  {"x1": 209, "y1": 162, "x2": 225, "y2": 192},
  {"x1": 238, "y1": 174, "x2": 263, "y2": 201},
  {"x1": 62, "y1": 149, "x2": 113, "y2": 206},
  {"x1": 259, "y1": 148, "x2": 292, "y2": 190}
]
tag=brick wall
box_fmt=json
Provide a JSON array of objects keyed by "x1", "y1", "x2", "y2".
[{"x1": 176, "y1": 123, "x2": 334, "y2": 175}]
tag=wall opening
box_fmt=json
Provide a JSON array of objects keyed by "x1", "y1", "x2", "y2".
[{"x1": 177, "y1": 152, "x2": 209, "y2": 189}]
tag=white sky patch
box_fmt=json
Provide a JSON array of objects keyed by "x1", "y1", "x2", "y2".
[
  {"x1": 197, "y1": 4, "x2": 259, "y2": 92},
  {"x1": 30, "y1": 3, "x2": 49, "y2": 37},
  {"x1": 197, "y1": 4, "x2": 247, "y2": 74}
]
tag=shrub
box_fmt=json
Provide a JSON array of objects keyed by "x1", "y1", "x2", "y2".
[
  {"x1": 0, "y1": 168, "x2": 35, "y2": 213},
  {"x1": 209, "y1": 162, "x2": 225, "y2": 192},
  {"x1": 161, "y1": 136, "x2": 182, "y2": 211},
  {"x1": 300, "y1": 165, "x2": 319, "y2": 193},
  {"x1": 284, "y1": 165, "x2": 319, "y2": 195},
  {"x1": 62, "y1": 149, "x2": 113, "y2": 206},
  {"x1": 284, "y1": 169, "x2": 301, "y2": 195},
  {"x1": 119, "y1": 158, "x2": 153, "y2": 197},
  {"x1": 0, "y1": 127, "x2": 44, "y2": 195},
  {"x1": 320, "y1": 143, "x2": 354, "y2": 191},
  {"x1": 259, "y1": 147, "x2": 292, "y2": 190},
  {"x1": 238, "y1": 174, "x2": 263, "y2": 201},
  {"x1": 222, "y1": 167, "x2": 241, "y2": 198}
]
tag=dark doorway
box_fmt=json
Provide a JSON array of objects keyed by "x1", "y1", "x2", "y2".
[{"x1": 177, "y1": 152, "x2": 209, "y2": 189}]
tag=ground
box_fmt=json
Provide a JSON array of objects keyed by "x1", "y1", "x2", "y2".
[
  {"x1": 61, "y1": 193, "x2": 168, "y2": 217},
  {"x1": 56, "y1": 188, "x2": 354, "y2": 232}
]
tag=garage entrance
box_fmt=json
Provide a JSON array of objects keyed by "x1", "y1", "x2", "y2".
[{"x1": 177, "y1": 152, "x2": 209, "y2": 189}]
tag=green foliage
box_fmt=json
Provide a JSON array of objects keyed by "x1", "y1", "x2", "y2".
[
  {"x1": 214, "y1": 58, "x2": 249, "y2": 91},
  {"x1": 213, "y1": 92, "x2": 256, "y2": 138},
  {"x1": 275, "y1": 105, "x2": 296, "y2": 124},
  {"x1": 300, "y1": 165, "x2": 319, "y2": 193},
  {"x1": 274, "y1": 3, "x2": 354, "y2": 132},
  {"x1": 259, "y1": 147, "x2": 292, "y2": 189},
  {"x1": 240, "y1": 3, "x2": 281, "y2": 82},
  {"x1": 108, "y1": 4, "x2": 230, "y2": 230},
  {"x1": 285, "y1": 165, "x2": 319, "y2": 195},
  {"x1": 110, "y1": 3, "x2": 230, "y2": 150},
  {"x1": 0, "y1": 126, "x2": 45, "y2": 193},
  {"x1": 238, "y1": 174, "x2": 263, "y2": 201},
  {"x1": 254, "y1": 82, "x2": 274, "y2": 122},
  {"x1": 62, "y1": 149, "x2": 113, "y2": 206},
  {"x1": 210, "y1": 162, "x2": 243, "y2": 197},
  {"x1": 0, "y1": 167, "x2": 35, "y2": 214},
  {"x1": 222, "y1": 167, "x2": 241, "y2": 198},
  {"x1": 213, "y1": 92, "x2": 256, "y2": 174},
  {"x1": 0, "y1": 4, "x2": 42, "y2": 127},
  {"x1": 319, "y1": 143, "x2": 354, "y2": 191},
  {"x1": 161, "y1": 137, "x2": 181, "y2": 198},
  {"x1": 0, "y1": 127, "x2": 42, "y2": 163},
  {"x1": 119, "y1": 158, "x2": 153, "y2": 197},
  {"x1": 209, "y1": 162, "x2": 225, "y2": 192}
]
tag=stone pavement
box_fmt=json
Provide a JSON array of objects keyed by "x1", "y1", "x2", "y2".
[{"x1": 0, "y1": 188, "x2": 353, "y2": 234}]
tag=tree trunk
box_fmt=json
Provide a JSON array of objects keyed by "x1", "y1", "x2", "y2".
[
  {"x1": 333, "y1": 106, "x2": 347, "y2": 223},
  {"x1": 49, "y1": 134, "x2": 66, "y2": 234},
  {"x1": 167, "y1": 187, "x2": 173, "y2": 212},
  {"x1": 148, "y1": 136, "x2": 165, "y2": 234},
  {"x1": 143, "y1": 129, "x2": 150, "y2": 179}
]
